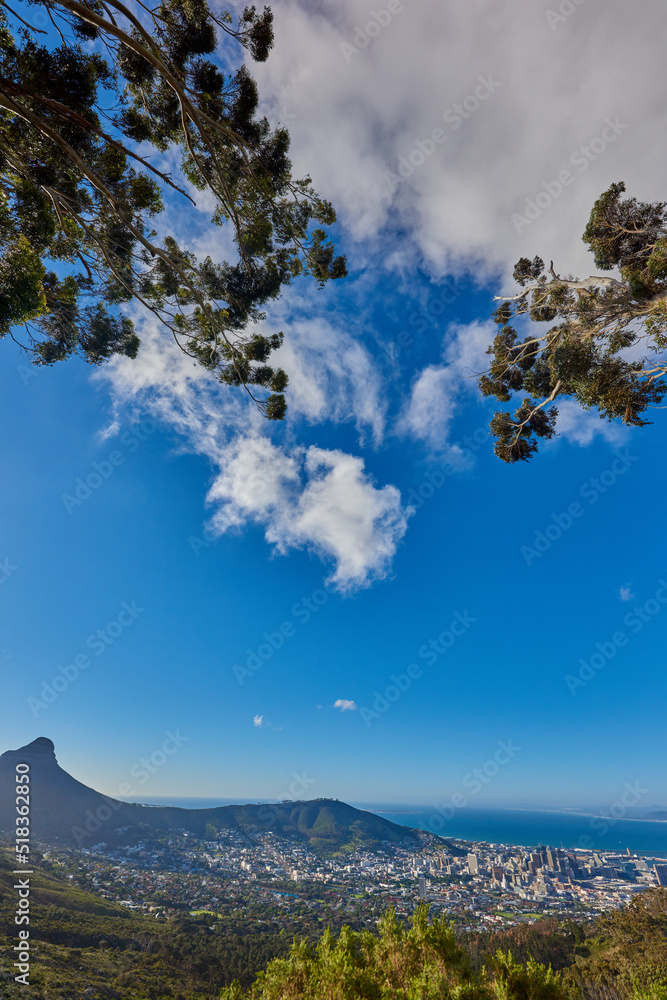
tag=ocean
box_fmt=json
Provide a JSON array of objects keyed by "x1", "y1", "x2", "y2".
[
  {"x1": 125, "y1": 797, "x2": 667, "y2": 856},
  {"x1": 372, "y1": 806, "x2": 667, "y2": 856}
]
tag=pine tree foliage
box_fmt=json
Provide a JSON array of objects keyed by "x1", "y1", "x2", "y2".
[
  {"x1": 0, "y1": 0, "x2": 346, "y2": 418},
  {"x1": 479, "y1": 183, "x2": 667, "y2": 461}
]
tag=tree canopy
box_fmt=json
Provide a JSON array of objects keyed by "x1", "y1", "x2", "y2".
[
  {"x1": 0, "y1": 0, "x2": 346, "y2": 419},
  {"x1": 479, "y1": 183, "x2": 667, "y2": 461}
]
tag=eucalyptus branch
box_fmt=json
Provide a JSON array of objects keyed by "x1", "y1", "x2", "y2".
[
  {"x1": 493, "y1": 274, "x2": 624, "y2": 303},
  {"x1": 0, "y1": 75, "x2": 194, "y2": 203}
]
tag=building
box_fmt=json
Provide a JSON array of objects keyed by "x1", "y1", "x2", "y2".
[
  {"x1": 467, "y1": 854, "x2": 478, "y2": 875},
  {"x1": 418, "y1": 877, "x2": 427, "y2": 900},
  {"x1": 546, "y1": 848, "x2": 560, "y2": 869},
  {"x1": 655, "y1": 864, "x2": 667, "y2": 886}
]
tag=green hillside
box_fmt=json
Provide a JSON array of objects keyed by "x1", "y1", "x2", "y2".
[
  {"x1": 0, "y1": 848, "x2": 131, "y2": 921},
  {"x1": 0, "y1": 847, "x2": 292, "y2": 997},
  {"x1": 201, "y1": 799, "x2": 428, "y2": 854}
]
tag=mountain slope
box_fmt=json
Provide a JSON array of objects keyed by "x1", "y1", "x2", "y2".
[{"x1": 0, "y1": 738, "x2": 442, "y2": 854}]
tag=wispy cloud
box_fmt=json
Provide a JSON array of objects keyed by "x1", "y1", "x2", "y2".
[
  {"x1": 619, "y1": 584, "x2": 635, "y2": 602},
  {"x1": 253, "y1": 715, "x2": 282, "y2": 731},
  {"x1": 271, "y1": 312, "x2": 388, "y2": 447},
  {"x1": 97, "y1": 316, "x2": 410, "y2": 592},
  {"x1": 397, "y1": 320, "x2": 493, "y2": 457}
]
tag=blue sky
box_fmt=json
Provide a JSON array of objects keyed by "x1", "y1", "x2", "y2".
[{"x1": 2, "y1": 0, "x2": 667, "y2": 814}]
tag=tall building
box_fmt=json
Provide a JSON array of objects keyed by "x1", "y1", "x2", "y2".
[
  {"x1": 546, "y1": 848, "x2": 559, "y2": 869},
  {"x1": 418, "y1": 876, "x2": 427, "y2": 899},
  {"x1": 467, "y1": 853, "x2": 479, "y2": 875},
  {"x1": 655, "y1": 864, "x2": 667, "y2": 886}
]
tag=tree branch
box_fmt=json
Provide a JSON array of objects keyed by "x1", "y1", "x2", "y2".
[
  {"x1": 494, "y1": 274, "x2": 625, "y2": 302},
  {"x1": 0, "y1": 74, "x2": 194, "y2": 204}
]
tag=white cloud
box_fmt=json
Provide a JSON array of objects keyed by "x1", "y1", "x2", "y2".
[
  {"x1": 619, "y1": 585, "x2": 635, "y2": 602},
  {"x1": 551, "y1": 400, "x2": 628, "y2": 449},
  {"x1": 98, "y1": 317, "x2": 410, "y2": 591},
  {"x1": 333, "y1": 699, "x2": 358, "y2": 711},
  {"x1": 253, "y1": 715, "x2": 282, "y2": 730},
  {"x1": 399, "y1": 365, "x2": 456, "y2": 450},
  {"x1": 208, "y1": 438, "x2": 410, "y2": 591},
  {"x1": 97, "y1": 419, "x2": 120, "y2": 443},
  {"x1": 272, "y1": 315, "x2": 387, "y2": 446},
  {"x1": 253, "y1": 0, "x2": 667, "y2": 282},
  {"x1": 397, "y1": 320, "x2": 494, "y2": 454},
  {"x1": 248, "y1": 0, "x2": 667, "y2": 460},
  {"x1": 398, "y1": 318, "x2": 633, "y2": 458}
]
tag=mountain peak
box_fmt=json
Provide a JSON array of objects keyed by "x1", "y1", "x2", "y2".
[{"x1": 2, "y1": 737, "x2": 57, "y2": 761}]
